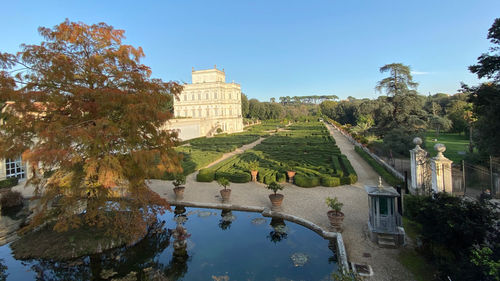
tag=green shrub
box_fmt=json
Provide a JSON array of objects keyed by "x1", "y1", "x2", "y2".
[
  {"x1": 294, "y1": 174, "x2": 320, "y2": 187},
  {"x1": 276, "y1": 172, "x2": 286, "y2": 183},
  {"x1": 0, "y1": 177, "x2": 19, "y2": 189},
  {"x1": 321, "y1": 176, "x2": 340, "y2": 187},
  {"x1": 196, "y1": 169, "x2": 215, "y2": 182}
]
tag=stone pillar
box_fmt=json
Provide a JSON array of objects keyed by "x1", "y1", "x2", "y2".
[
  {"x1": 431, "y1": 144, "x2": 453, "y2": 193},
  {"x1": 409, "y1": 137, "x2": 427, "y2": 194}
]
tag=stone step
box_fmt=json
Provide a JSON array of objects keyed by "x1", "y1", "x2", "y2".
[{"x1": 378, "y1": 239, "x2": 396, "y2": 248}]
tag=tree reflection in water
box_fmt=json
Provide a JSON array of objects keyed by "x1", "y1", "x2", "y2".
[
  {"x1": 18, "y1": 208, "x2": 194, "y2": 281},
  {"x1": 268, "y1": 217, "x2": 288, "y2": 243},
  {"x1": 0, "y1": 259, "x2": 7, "y2": 281},
  {"x1": 218, "y1": 209, "x2": 234, "y2": 230}
]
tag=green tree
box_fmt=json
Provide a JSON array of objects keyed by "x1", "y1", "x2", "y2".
[
  {"x1": 469, "y1": 18, "x2": 500, "y2": 82},
  {"x1": 375, "y1": 63, "x2": 418, "y2": 96},
  {"x1": 468, "y1": 18, "x2": 500, "y2": 156},
  {"x1": 241, "y1": 93, "x2": 249, "y2": 118},
  {"x1": 0, "y1": 20, "x2": 182, "y2": 240},
  {"x1": 428, "y1": 115, "x2": 452, "y2": 138}
]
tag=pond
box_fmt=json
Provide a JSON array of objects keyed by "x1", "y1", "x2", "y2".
[{"x1": 0, "y1": 206, "x2": 339, "y2": 280}]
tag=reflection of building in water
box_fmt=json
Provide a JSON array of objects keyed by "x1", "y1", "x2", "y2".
[{"x1": 164, "y1": 66, "x2": 244, "y2": 140}]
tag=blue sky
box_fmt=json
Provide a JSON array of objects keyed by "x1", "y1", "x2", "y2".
[{"x1": 1, "y1": 0, "x2": 498, "y2": 101}]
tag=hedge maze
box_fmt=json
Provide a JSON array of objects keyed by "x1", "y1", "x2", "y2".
[{"x1": 197, "y1": 121, "x2": 358, "y2": 187}]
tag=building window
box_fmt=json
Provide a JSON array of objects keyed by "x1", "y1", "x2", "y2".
[
  {"x1": 192, "y1": 109, "x2": 195, "y2": 116},
  {"x1": 206, "y1": 93, "x2": 209, "y2": 99},
  {"x1": 214, "y1": 108, "x2": 218, "y2": 116},
  {"x1": 183, "y1": 94, "x2": 186, "y2": 101},
  {"x1": 192, "y1": 94, "x2": 195, "y2": 101},
  {"x1": 198, "y1": 93, "x2": 201, "y2": 100},
  {"x1": 229, "y1": 109, "x2": 232, "y2": 116},
  {"x1": 206, "y1": 108, "x2": 210, "y2": 117},
  {"x1": 5, "y1": 157, "x2": 25, "y2": 180},
  {"x1": 214, "y1": 92, "x2": 218, "y2": 99}
]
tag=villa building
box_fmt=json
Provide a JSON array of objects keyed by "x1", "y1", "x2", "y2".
[{"x1": 164, "y1": 66, "x2": 244, "y2": 140}]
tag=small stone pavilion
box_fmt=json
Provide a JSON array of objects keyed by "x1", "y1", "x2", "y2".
[{"x1": 365, "y1": 178, "x2": 405, "y2": 247}]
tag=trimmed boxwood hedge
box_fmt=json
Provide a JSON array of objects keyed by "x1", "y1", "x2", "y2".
[
  {"x1": 215, "y1": 171, "x2": 251, "y2": 183},
  {"x1": 196, "y1": 169, "x2": 215, "y2": 182},
  {"x1": 0, "y1": 177, "x2": 19, "y2": 189},
  {"x1": 321, "y1": 176, "x2": 340, "y2": 187},
  {"x1": 294, "y1": 174, "x2": 321, "y2": 187}
]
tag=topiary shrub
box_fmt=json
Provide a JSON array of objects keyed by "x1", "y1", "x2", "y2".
[
  {"x1": 276, "y1": 173, "x2": 286, "y2": 183},
  {"x1": 0, "y1": 177, "x2": 19, "y2": 189},
  {"x1": 197, "y1": 169, "x2": 215, "y2": 182},
  {"x1": 1, "y1": 190, "x2": 23, "y2": 210},
  {"x1": 321, "y1": 176, "x2": 340, "y2": 187},
  {"x1": 294, "y1": 174, "x2": 320, "y2": 188}
]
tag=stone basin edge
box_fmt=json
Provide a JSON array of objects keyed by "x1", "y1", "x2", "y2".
[{"x1": 168, "y1": 199, "x2": 350, "y2": 271}]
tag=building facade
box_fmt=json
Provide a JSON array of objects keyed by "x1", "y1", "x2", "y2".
[{"x1": 164, "y1": 66, "x2": 244, "y2": 140}]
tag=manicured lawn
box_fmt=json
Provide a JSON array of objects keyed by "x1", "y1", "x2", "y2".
[{"x1": 425, "y1": 131, "x2": 469, "y2": 163}]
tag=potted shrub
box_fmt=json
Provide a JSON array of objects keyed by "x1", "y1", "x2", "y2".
[
  {"x1": 249, "y1": 160, "x2": 259, "y2": 182},
  {"x1": 217, "y1": 177, "x2": 231, "y2": 202},
  {"x1": 284, "y1": 165, "x2": 296, "y2": 183},
  {"x1": 172, "y1": 174, "x2": 186, "y2": 198},
  {"x1": 326, "y1": 197, "x2": 344, "y2": 229},
  {"x1": 267, "y1": 181, "x2": 284, "y2": 207}
]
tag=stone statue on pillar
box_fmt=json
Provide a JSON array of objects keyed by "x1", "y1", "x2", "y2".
[
  {"x1": 409, "y1": 137, "x2": 427, "y2": 194},
  {"x1": 431, "y1": 143, "x2": 453, "y2": 193}
]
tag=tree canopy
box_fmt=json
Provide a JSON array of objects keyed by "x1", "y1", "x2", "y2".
[
  {"x1": 467, "y1": 18, "x2": 500, "y2": 156},
  {"x1": 0, "y1": 20, "x2": 183, "y2": 239},
  {"x1": 375, "y1": 63, "x2": 418, "y2": 96}
]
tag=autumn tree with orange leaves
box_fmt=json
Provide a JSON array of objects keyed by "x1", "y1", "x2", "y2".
[{"x1": 0, "y1": 20, "x2": 183, "y2": 240}]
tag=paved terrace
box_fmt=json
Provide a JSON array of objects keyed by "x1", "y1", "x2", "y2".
[{"x1": 13, "y1": 123, "x2": 415, "y2": 280}]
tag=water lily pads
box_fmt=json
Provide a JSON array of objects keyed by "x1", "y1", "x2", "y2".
[
  {"x1": 251, "y1": 218, "x2": 266, "y2": 225},
  {"x1": 290, "y1": 252, "x2": 309, "y2": 267}
]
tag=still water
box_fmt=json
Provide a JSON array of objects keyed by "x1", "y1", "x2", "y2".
[{"x1": 0, "y1": 206, "x2": 338, "y2": 280}]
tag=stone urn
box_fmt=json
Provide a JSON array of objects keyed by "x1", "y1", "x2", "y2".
[
  {"x1": 220, "y1": 189, "x2": 231, "y2": 201},
  {"x1": 173, "y1": 186, "x2": 185, "y2": 198},
  {"x1": 269, "y1": 194, "x2": 284, "y2": 207},
  {"x1": 327, "y1": 210, "x2": 344, "y2": 229},
  {"x1": 286, "y1": 171, "x2": 296, "y2": 183},
  {"x1": 250, "y1": 170, "x2": 258, "y2": 182}
]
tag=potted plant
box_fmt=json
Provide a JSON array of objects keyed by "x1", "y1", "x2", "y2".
[
  {"x1": 267, "y1": 181, "x2": 284, "y2": 207},
  {"x1": 248, "y1": 160, "x2": 259, "y2": 182},
  {"x1": 284, "y1": 165, "x2": 296, "y2": 183},
  {"x1": 172, "y1": 174, "x2": 186, "y2": 198},
  {"x1": 326, "y1": 197, "x2": 344, "y2": 229},
  {"x1": 217, "y1": 177, "x2": 231, "y2": 202}
]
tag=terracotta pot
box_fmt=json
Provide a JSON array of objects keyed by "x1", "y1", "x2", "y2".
[
  {"x1": 173, "y1": 186, "x2": 185, "y2": 198},
  {"x1": 220, "y1": 189, "x2": 231, "y2": 201},
  {"x1": 286, "y1": 171, "x2": 296, "y2": 183},
  {"x1": 327, "y1": 210, "x2": 345, "y2": 228},
  {"x1": 269, "y1": 194, "x2": 284, "y2": 207},
  {"x1": 250, "y1": 170, "x2": 258, "y2": 182}
]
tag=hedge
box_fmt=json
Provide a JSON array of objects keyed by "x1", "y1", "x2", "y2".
[
  {"x1": 215, "y1": 171, "x2": 251, "y2": 183},
  {"x1": 354, "y1": 146, "x2": 403, "y2": 186},
  {"x1": 294, "y1": 174, "x2": 321, "y2": 187},
  {"x1": 321, "y1": 176, "x2": 340, "y2": 187},
  {"x1": 0, "y1": 177, "x2": 19, "y2": 189},
  {"x1": 196, "y1": 169, "x2": 215, "y2": 182}
]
